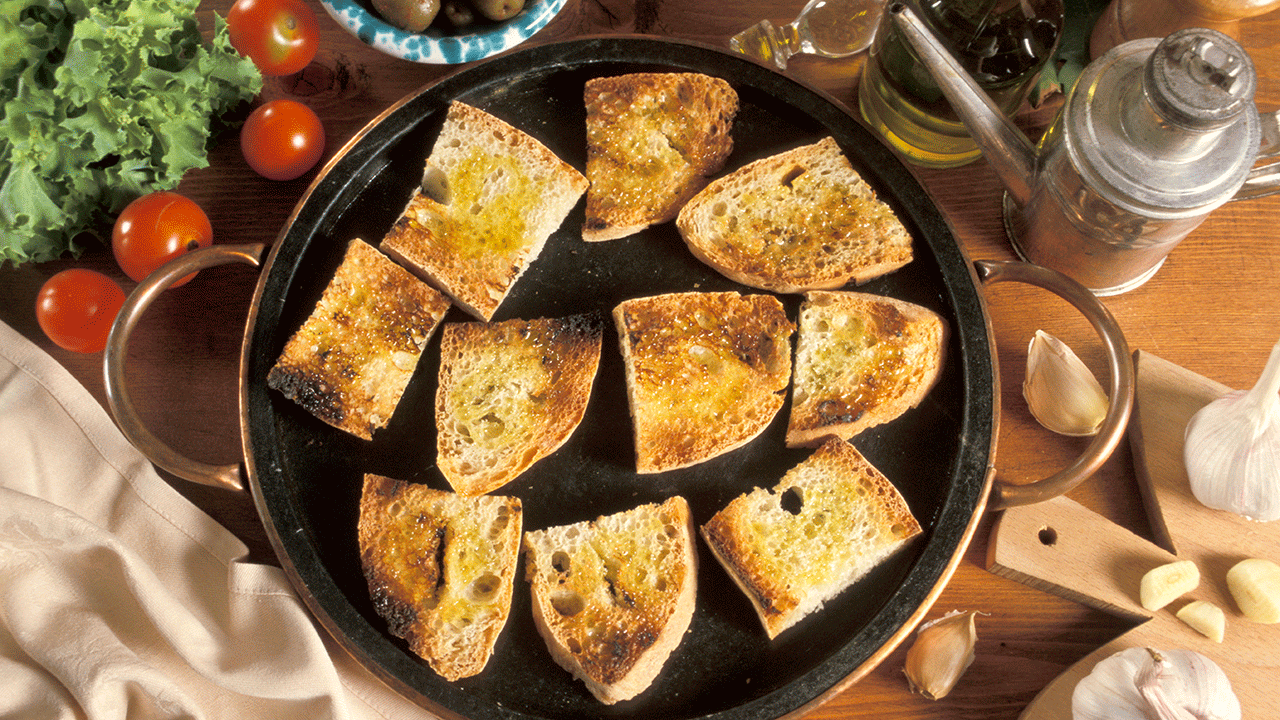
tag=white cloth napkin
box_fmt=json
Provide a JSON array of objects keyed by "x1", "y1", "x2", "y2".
[{"x1": 0, "y1": 319, "x2": 435, "y2": 720}]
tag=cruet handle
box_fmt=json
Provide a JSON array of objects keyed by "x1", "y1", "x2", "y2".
[{"x1": 1233, "y1": 108, "x2": 1280, "y2": 201}]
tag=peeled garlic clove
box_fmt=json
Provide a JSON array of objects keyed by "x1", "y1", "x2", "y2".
[
  {"x1": 903, "y1": 609, "x2": 981, "y2": 700},
  {"x1": 1140, "y1": 560, "x2": 1200, "y2": 611},
  {"x1": 1225, "y1": 558, "x2": 1280, "y2": 623},
  {"x1": 1183, "y1": 337, "x2": 1280, "y2": 522},
  {"x1": 1176, "y1": 600, "x2": 1226, "y2": 642},
  {"x1": 1023, "y1": 330, "x2": 1109, "y2": 437}
]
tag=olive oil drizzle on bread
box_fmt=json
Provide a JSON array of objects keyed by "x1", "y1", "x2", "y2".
[
  {"x1": 676, "y1": 136, "x2": 913, "y2": 293},
  {"x1": 583, "y1": 72, "x2": 738, "y2": 241},
  {"x1": 381, "y1": 101, "x2": 587, "y2": 320},
  {"x1": 701, "y1": 438, "x2": 922, "y2": 639},
  {"x1": 523, "y1": 496, "x2": 697, "y2": 704},
  {"x1": 358, "y1": 475, "x2": 523, "y2": 681},
  {"x1": 613, "y1": 291, "x2": 793, "y2": 473},
  {"x1": 787, "y1": 290, "x2": 946, "y2": 447},
  {"x1": 267, "y1": 238, "x2": 451, "y2": 440}
]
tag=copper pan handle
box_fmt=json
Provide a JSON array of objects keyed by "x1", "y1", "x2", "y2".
[
  {"x1": 976, "y1": 260, "x2": 1135, "y2": 509},
  {"x1": 103, "y1": 244, "x2": 265, "y2": 493}
]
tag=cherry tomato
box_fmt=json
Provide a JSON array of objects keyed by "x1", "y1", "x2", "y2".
[
  {"x1": 112, "y1": 191, "x2": 213, "y2": 287},
  {"x1": 35, "y1": 269, "x2": 127, "y2": 354},
  {"x1": 226, "y1": 0, "x2": 320, "y2": 77},
  {"x1": 240, "y1": 99, "x2": 326, "y2": 181}
]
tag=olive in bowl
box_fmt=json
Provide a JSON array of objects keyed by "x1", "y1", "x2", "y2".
[{"x1": 321, "y1": 0, "x2": 567, "y2": 64}]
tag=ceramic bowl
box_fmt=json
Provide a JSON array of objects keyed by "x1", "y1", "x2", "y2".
[{"x1": 320, "y1": 0, "x2": 568, "y2": 64}]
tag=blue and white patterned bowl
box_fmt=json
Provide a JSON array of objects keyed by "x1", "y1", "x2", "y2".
[{"x1": 321, "y1": 0, "x2": 568, "y2": 64}]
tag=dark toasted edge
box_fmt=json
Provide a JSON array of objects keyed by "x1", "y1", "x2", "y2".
[
  {"x1": 612, "y1": 291, "x2": 794, "y2": 473},
  {"x1": 357, "y1": 474, "x2": 524, "y2": 680},
  {"x1": 435, "y1": 314, "x2": 605, "y2": 495},
  {"x1": 582, "y1": 72, "x2": 739, "y2": 241},
  {"x1": 674, "y1": 137, "x2": 914, "y2": 292},
  {"x1": 523, "y1": 496, "x2": 698, "y2": 704},
  {"x1": 785, "y1": 291, "x2": 948, "y2": 447},
  {"x1": 267, "y1": 239, "x2": 451, "y2": 440}
]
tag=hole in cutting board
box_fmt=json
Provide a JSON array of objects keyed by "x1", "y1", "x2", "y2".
[{"x1": 1038, "y1": 526, "x2": 1058, "y2": 546}]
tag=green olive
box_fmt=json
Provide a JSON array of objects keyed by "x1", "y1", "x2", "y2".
[
  {"x1": 469, "y1": 0, "x2": 524, "y2": 22},
  {"x1": 371, "y1": 0, "x2": 441, "y2": 32}
]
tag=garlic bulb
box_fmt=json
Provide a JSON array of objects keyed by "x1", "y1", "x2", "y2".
[
  {"x1": 1072, "y1": 647, "x2": 1240, "y2": 720},
  {"x1": 1183, "y1": 337, "x2": 1280, "y2": 522},
  {"x1": 903, "y1": 610, "x2": 981, "y2": 699},
  {"x1": 1023, "y1": 330, "x2": 1109, "y2": 436}
]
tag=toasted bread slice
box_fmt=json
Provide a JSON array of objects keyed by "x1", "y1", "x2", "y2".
[
  {"x1": 676, "y1": 136, "x2": 913, "y2": 293},
  {"x1": 357, "y1": 474, "x2": 522, "y2": 681},
  {"x1": 436, "y1": 314, "x2": 603, "y2": 496},
  {"x1": 267, "y1": 238, "x2": 451, "y2": 440},
  {"x1": 380, "y1": 101, "x2": 588, "y2": 320},
  {"x1": 582, "y1": 72, "x2": 738, "y2": 241},
  {"x1": 523, "y1": 496, "x2": 697, "y2": 704},
  {"x1": 612, "y1": 291, "x2": 794, "y2": 473},
  {"x1": 701, "y1": 438, "x2": 922, "y2": 639},
  {"x1": 786, "y1": 290, "x2": 946, "y2": 448}
]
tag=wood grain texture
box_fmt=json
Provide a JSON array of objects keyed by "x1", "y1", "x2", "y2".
[
  {"x1": 990, "y1": 352, "x2": 1280, "y2": 719},
  {"x1": 2, "y1": 1, "x2": 1279, "y2": 717}
]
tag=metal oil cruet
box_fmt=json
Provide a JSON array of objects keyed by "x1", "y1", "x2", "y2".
[{"x1": 890, "y1": 2, "x2": 1280, "y2": 296}]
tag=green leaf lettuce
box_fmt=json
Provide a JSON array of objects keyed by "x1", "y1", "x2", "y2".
[{"x1": 0, "y1": 0, "x2": 262, "y2": 265}]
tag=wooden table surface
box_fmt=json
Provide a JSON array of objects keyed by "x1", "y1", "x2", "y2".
[{"x1": 3, "y1": 1, "x2": 1278, "y2": 718}]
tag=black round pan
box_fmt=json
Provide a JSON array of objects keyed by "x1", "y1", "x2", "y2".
[{"x1": 238, "y1": 36, "x2": 997, "y2": 720}]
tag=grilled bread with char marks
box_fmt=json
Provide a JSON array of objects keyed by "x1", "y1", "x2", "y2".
[
  {"x1": 582, "y1": 72, "x2": 738, "y2": 241},
  {"x1": 786, "y1": 290, "x2": 946, "y2": 448},
  {"x1": 676, "y1": 136, "x2": 913, "y2": 293},
  {"x1": 701, "y1": 438, "x2": 922, "y2": 639},
  {"x1": 267, "y1": 238, "x2": 450, "y2": 440},
  {"x1": 358, "y1": 474, "x2": 522, "y2": 681},
  {"x1": 612, "y1": 291, "x2": 794, "y2": 474},
  {"x1": 436, "y1": 314, "x2": 603, "y2": 496},
  {"x1": 523, "y1": 496, "x2": 697, "y2": 704},
  {"x1": 380, "y1": 101, "x2": 588, "y2": 321}
]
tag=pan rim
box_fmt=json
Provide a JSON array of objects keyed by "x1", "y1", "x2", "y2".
[{"x1": 239, "y1": 34, "x2": 998, "y2": 720}]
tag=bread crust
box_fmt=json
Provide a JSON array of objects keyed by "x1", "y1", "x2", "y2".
[
  {"x1": 523, "y1": 496, "x2": 697, "y2": 704},
  {"x1": 700, "y1": 438, "x2": 922, "y2": 639},
  {"x1": 267, "y1": 238, "x2": 451, "y2": 440},
  {"x1": 676, "y1": 136, "x2": 913, "y2": 293},
  {"x1": 786, "y1": 290, "x2": 947, "y2": 448},
  {"x1": 583, "y1": 72, "x2": 738, "y2": 241},
  {"x1": 357, "y1": 474, "x2": 522, "y2": 681},
  {"x1": 435, "y1": 314, "x2": 604, "y2": 496},
  {"x1": 380, "y1": 101, "x2": 587, "y2": 320},
  {"x1": 612, "y1": 291, "x2": 794, "y2": 473}
]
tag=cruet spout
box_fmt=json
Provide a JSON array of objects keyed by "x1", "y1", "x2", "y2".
[
  {"x1": 730, "y1": 0, "x2": 883, "y2": 71},
  {"x1": 888, "y1": 3, "x2": 1038, "y2": 205}
]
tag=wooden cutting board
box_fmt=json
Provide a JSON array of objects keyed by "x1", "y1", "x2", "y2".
[{"x1": 987, "y1": 350, "x2": 1279, "y2": 719}]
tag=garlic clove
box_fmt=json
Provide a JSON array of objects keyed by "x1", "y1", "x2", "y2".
[
  {"x1": 1140, "y1": 560, "x2": 1200, "y2": 611},
  {"x1": 1183, "y1": 337, "x2": 1280, "y2": 522},
  {"x1": 1175, "y1": 600, "x2": 1226, "y2": 642},
  {"x1": 1072, "y1": 647, "x2": 1241, "y2": 720},
  {"x1": 1225, "y1": 557, "x2": 1280, "y2": 623},
  {"x1": 903, "y1": 609, "x2": 981, "y2": 700},
  {"x1": 1023, "y1": 330, "x2": 1109, "y2": 437}
]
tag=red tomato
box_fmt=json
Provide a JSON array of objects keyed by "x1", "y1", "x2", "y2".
[
  {"x1": 35, "y1": 269, "x2": 127, "y2": 354},
  {"x1": 112, "y1": 191, "x2": 213, "y2": 286},
  {"x1": 226, "y1": 0, "x2": 320, "y2": 77},
  {"x1": 240, "y1": 99, "x2": 326, "y2": 181}
]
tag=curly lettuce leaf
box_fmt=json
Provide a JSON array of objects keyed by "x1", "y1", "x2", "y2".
[{"x1": 0, "y1": 0, "x2": 262, "y2": 265}]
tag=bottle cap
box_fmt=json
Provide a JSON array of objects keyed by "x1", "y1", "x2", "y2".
[{"x1": 1146, "y1": 28, "x2": 1256, "y2": 131}]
